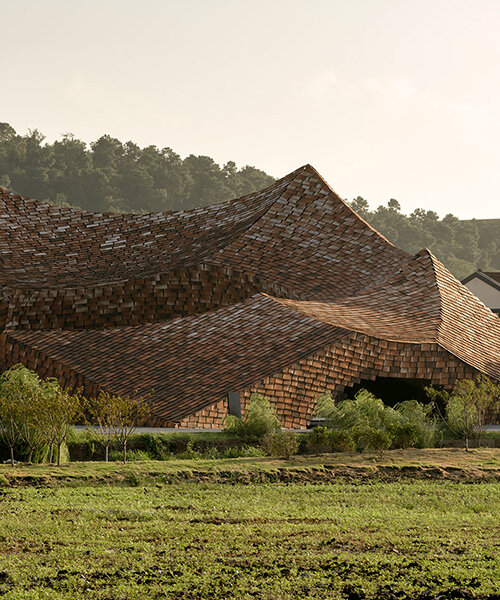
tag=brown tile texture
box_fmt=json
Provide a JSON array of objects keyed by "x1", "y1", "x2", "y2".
[
  {"x1": 242, "y1": 333, "x2": 479, "y2": 429},
  {"x1": 0, "y1": 165, "x2": 498, "y2": 426},
  {"x1": 0, "y1": 295, "x2": 347, "y2": 423}
]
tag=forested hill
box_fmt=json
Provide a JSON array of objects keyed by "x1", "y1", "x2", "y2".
[
  {"x1": 0, "y1": 123, "x2": 274, "y2": 213},
  {"x1": 349, "y1": 198, "x2": 499, "y2": 280},
  {"x1": 0, "y1": 123, "x2": 498, "y2": 280}
]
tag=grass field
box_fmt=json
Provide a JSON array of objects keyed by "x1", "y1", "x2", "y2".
[
  {"x1": 1, "y1": 448, "x2": 499, "y2": 487},
  {"x1": 0, "y1": 450, "x2": 499, "y2": 599}
]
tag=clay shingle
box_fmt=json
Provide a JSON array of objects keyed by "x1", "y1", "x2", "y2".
[{"x1": 0, "y1": 165, "x2": 498, "y2": 427}]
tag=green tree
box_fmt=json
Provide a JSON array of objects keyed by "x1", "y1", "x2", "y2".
[
  {"x1": 348, "y1": 198, "x2": 500, "y2": 279},
  {"x1": 0, "y1": 394, "x2": 23, "y2": 466},
  {"x1": 39, "y1": 379, "x2": 81, "y2": 465},
  {"x1": 427, "y1": 375, "x2": 500, "y2": 451},
  {"x1": 0, "y1": 365, "x2": 46, "y2": 463},
  {"x1": 0, "y1": 364, "x2": 45, "y2": 465},
  {"x1": 112, "y1": 394, "x2": 150, "y2": 464},
  {"x1": 84, "y1": 391, "x2": 121, "y2": 462}
]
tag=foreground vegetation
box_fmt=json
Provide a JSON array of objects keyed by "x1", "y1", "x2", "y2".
[
  {"x1": 1, "y1": 123, "x2": 498, "y2": 278},
  {"x1": 2, "y1": 372, "x2": 499, "y2": 465},
  {"x1": 0, "y1": 448, "x2": 498, "y2": 487},
  {"x1": 0, "y1": 474, "x2": 498, "y2": 599}
]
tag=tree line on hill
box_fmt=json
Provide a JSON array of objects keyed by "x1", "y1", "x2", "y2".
[
  {"x1": 0, "y1": 122, "x2": 274, "y2": 213},
  {"x1": 349, "y1": 197, "x2": 499, "y2": 280},
  {"x1": 0, "y1": 123, "x2": 498, "y2": 280}
]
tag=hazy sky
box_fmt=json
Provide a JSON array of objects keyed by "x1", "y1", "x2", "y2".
[{"x1": 1, "y1": 0, "x2": 499, "y2": 218}]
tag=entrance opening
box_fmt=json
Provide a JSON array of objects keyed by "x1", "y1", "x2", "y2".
[{"x1": 344, "y1": 377, "x2": 431, "y2": 408}]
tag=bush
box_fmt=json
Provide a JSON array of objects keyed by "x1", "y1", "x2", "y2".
[
  {"x1": 222, "y1": 445, "x2": 265, "y2": 458},
  {"x1": 351, "y1": 425, "x2": 392, "y2": 453},
  {"x1": 176, "y1": 441, "x2": 202, "y2": 460},
  {"x1": 306, "y1": 426, "x2": 332, "y2": 454},
  {"x1": 262, "y1": 431, "x2": 298, "y2": 459},
  {"x1": 390, "y1": 422, "x2": 420, "y2": 449},
  {"x1": 63, "y1": 432, "x2": 269, "y2": 462},
  {"x1": 394, "y1": 400, "x2": 435, "y2": 448},
  {"x1": 427, "y1": 375, "x2": 500, "y2": 450},
  {"x1": 224, "y1": 394, "x2": 280, "y2": 442},
  {"x1": 109, "y1": 449, "x2": 151, "y2": 462},
  {"x1": 141, "y1": 434, "x2": 171, "y2": 460},
  {"x1": 330, "y1": 429, "x2": 356, "y2": 452},
  {"x1": 175, "y1": 442, "x2": 265, "y2": 460},
  {"x1": 317, "y1": 390, "x2": 400, "y2": 432},
  {"x1": 316, "y1": 390, "x2": 436, "y2": 451}
]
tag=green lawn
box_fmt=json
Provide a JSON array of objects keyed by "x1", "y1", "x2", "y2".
[{"x1": 0, "y1": 450, "x2": 499, "y2": 599}]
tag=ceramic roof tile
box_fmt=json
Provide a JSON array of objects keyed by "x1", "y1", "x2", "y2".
[{"x1": 0, "y1": 165, "x2": 498, "y2": 424}]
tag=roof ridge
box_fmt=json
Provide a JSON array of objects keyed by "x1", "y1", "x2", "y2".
[
  {"x1": 205, "y1": 165, "x2": 314, "y2": 265},
  {"x1": 263, "y1": 249, "x2": 444, "y2": 344},
  {"x1": 302, "y1": 164, "x2": 401, "y2": 249},
  {"x1": 0, "y1": 166, "x2": 304, "y2": 219},
  {"x1": 425, "y1": 249, "x2": 500, "y2": 378},
  {"x1": 418, "y1": 248, "x2": 446, "y2": 341}
]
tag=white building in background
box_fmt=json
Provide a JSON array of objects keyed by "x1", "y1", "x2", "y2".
[{"x1": 462, "y1": 271, "x2": 500, "y2": 315}]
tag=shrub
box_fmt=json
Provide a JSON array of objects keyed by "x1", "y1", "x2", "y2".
[
  {"x1": 393, "y1": 400, "x2": 435, "y2": 448},
  {"x1": 176, "y1": 441, "x2": 203, "y2": 460},
  {"x1": 222, "y1": 445, "x2": 265, "y2": 458},
  {"x1": 306, "y1": 426, "x2": 332, "y2": 454},
  {"x1": 262, "y1": 431, "x2": 298, "y2": 459},
  {"x1": 350, "y1": 425, "x2": 392, "y2": 453},
  {"x1": 109, "y1": 449, "x2": 151, "y2": 462},
  {"x1": 141, "y1": 434, "x2": 171, "y2": 460},
  {"x1": 390, "y1": 422, "x2": 420, "y2": 449},
  {"x1": 317, "y1": 390, "x2": 399, "y2": 432},
  {"x1": 172, "y1": 442, "x2": 266, "y2": 460},
  {"x1": 329, "y1": 429, "x2": 356, "y2": 452},
  {"x1": 427, "y1": 376, "x2": 500, "y2": 450},
  {"x1": 316, "y1": 390, "x2": 436, "y2": 451},
  {"x1": 224, "y1": 394, "x2": 280, "y2": 442}
]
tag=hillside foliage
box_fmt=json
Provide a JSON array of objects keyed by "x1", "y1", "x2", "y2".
[
  {"x1": 0, "y1": 123, "x2": 498, "y2": 279},
  {"x1": 350, "y1": 197, "x2": 499, "y2": 279},
  {"x1": 0, "y1": 123, "x2": 273, "y2": 213}
]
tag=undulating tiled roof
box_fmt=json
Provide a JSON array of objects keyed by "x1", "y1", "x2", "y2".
[
  {"x1": 5, "y1": 296, "x2": 348, "y2": 422},
  {"x1": 271, "y1": 249, "x2": 500, "y2": 380},
  {"x1": 0, "y1": 165, "x2": 499, "y2": 424},
  {"x1": 0, "y1": 180, "x2": 277, "y2": 287},
  {"x1": 0, "y1": 165, "x2": 410, "y2": 330}
]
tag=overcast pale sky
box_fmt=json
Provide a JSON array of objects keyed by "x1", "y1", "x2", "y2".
[{"x1": 1, "y1": 0, "x2": 499, "y2": 218}]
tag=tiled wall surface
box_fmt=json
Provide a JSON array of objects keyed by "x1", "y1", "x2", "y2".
[
  {"x1": 171, "y1": 332, "x2": 479, "y2": 429},
  {"x1": 3, "y1": 266, "x2": 261, "y2": 330}
]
